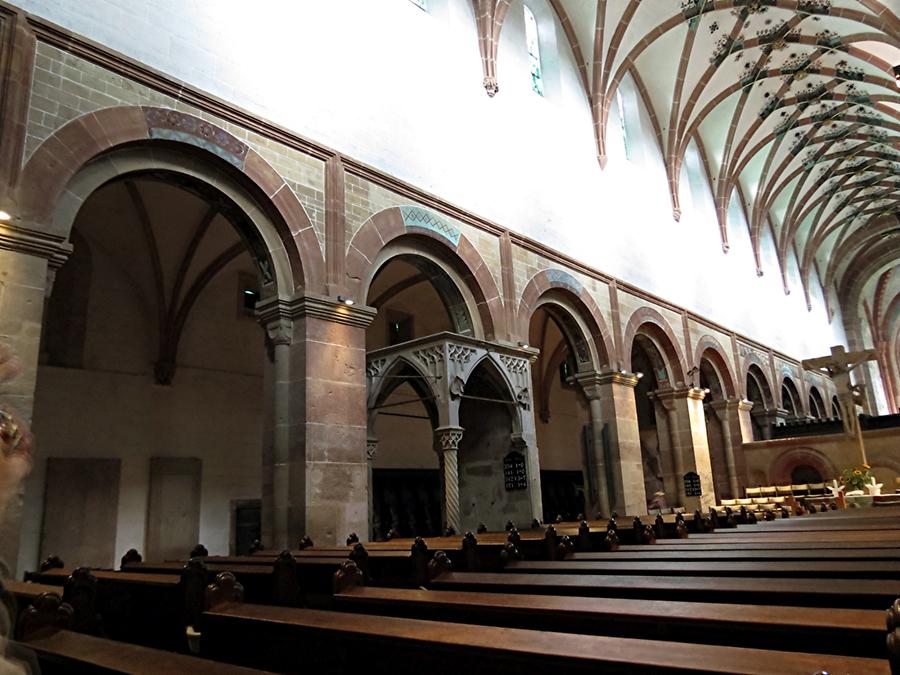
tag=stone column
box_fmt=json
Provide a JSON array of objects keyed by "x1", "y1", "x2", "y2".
[
  {"x1": 573, "y1": 373, "x2": 611, "y2": 518},
  {"x1": 590, "y1": 371, "x2": 646, "y2": 517},
  {"x1": 434, "y1": 426, "x2": 463, "y2": 533},
  {"x1": 0, "y1": 225, "x2": 70, "y2": 576},
  {"x1": 648, "y1": 394, "x2": 677, "y2": 501},
  {"x1": 655, "y1": 386, "x2": 715, "y2": 510},
  {"x1": 258, "y1": 295, "x2": 375, "y2": 548},
  {"x1": 366, "y1": 437, "x2": 378, "y2": 540},
  {"x1": 708, "y1": 399, "x2": 742, "y2": 499}
]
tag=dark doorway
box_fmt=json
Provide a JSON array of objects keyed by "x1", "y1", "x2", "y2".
[
  {"x1": 233, "y1": 500, "x2": 262, "y2": 555},
  {"x1": 790, "y1": 465, "x2": 823, "y2": 484}
]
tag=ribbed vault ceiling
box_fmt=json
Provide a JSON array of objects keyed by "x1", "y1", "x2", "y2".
[{"x1": 514, "y1": 0, "x2": 900, "y2": 337}]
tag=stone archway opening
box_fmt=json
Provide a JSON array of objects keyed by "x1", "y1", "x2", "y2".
[
  {"x1": 699, "y1": 355, "x2": 731, "y2": 500},
  {"x1": 31, "y1": 169, "x2": 285, "y2": 568},
  {"x1": 528, "y1": 303, "x2": 591, "y2": 522},
  {"x1": 782, "y1": 378, "x2": 802, "y2": 419},
  {"x1": 808, "y1": 385, "x2": 826, "y2": 419},
  {"x1": 747, "y1": 364, "x2": 774, "y2": 440},
  {"x1": 631, "y1": 332, "x2": 671, "y2": 510}
]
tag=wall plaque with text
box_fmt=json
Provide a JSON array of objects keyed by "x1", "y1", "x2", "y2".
[{"x1": 503, "y1": 451, "x2": 527, "y2": 491}]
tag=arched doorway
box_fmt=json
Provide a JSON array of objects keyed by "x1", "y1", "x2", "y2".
[
  {"x1": 698, "y1": 350, "x2": 736, "y2": 499},
  {"x1": 365, "y1": 250, "x2": 460, "y2": 538},
  {"x1": 808, "y1": 386, "x2": 826, "y2": 419},
  {"x1": 30, "y1": 163, "x2": 296, "y2": 568},
  {"x1": 627, "y1": 320, "x2": 689, "y2": 510},
  {"x1": 782, "y1": 377, "x2": 801, "y2": 419},
  {"x1": 746, "y1": 364, "x2": 774, "y2": 440},
  {"x1": 527, "y1": 295, "x2": 608, "y2": 522},
  {"x1": 364, "y1": 236, "x2": 533, "y2": 536}
]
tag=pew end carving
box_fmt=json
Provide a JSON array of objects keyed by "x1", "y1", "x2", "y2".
[
  {"x1": 206, "y1": 572, "x2": 244, "y2": 611},
  {"x1": 333, "y1": 560, "x2": 365, "y2": 595},
  {"x1": 17, "y1": 593, "x2": 73, "y2": 641}
]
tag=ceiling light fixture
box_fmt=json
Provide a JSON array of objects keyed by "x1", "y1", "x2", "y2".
[
  {"x1": 0, "y1": 211, "x2": 11, "y2": 222},
  {"x1": 337, "y1": 295, "x2": 355, "y2": 306}
]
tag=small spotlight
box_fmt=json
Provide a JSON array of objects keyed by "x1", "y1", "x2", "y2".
[
  {"x1": 518, "y1": 341, "x2": 530, "y2": 349},
  {"x1": 0, "y1": 210, "x2": 11, "y2": 221},
  {"x1": 635, "y1": 372, "x2": 644, "y2": 379},
  {"x1": 703, "y1": 388, "x2": 711, "y2": 394},
  {"x1": 337, "y1": 295, "x2": 354, "y2": 306}
]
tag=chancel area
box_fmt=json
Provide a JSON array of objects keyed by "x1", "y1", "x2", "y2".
[{"x1": 1, "y1": 0, "x2": 900, "y2": 672}]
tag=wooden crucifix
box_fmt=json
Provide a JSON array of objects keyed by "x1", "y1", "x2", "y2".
[{"x1": 802, "y1": 345, "x2": 878, "y2": 465}]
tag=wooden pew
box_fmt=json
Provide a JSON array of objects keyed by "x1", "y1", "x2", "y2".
[
  {"x1": 333, "y1": 585, "x2": 887, "y2": 658},
  {"x1": 503, "y1": 558, "x2": 900, "y2": 579},
  {"x1": 619, "y1": 540, "x2": 900, "y2": 551},
  {"x1": 430, "y1": 570, "x2": 900, "y2": 609},
  {"x1": 24, "y1": 568, "x2": 197, "y2": 650},
  {"x1": 198, "y1": 602, "x2": 889, "y2": 674},
  {"x1": 123, "y1": 561, "x2": 279, "y2": 604},
  {"x1": 573, "y1": 547, "x2": 900, "y2": 561},
  {"x1": 17, "y1": 629, "x2": 265, "y2": 674}
]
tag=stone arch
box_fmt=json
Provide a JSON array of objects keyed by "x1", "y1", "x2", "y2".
[
  {"x1": 769, "y1": 447, "x2": 837, "y2": 485},
  {"x1": 517, "y1": 269, "x2": 614, "y2": 371},
  {"x1": 465, "y1": 353, "x2": 524, "y2": 436},
  {"x1": 743, "y1": 354, "x2": 775, "y2": 408},
  {"x1": 15, "y1": 106, "x2": 324, "y2": 295},
  {"x1": 622, "y1": 307, "x2": 687, "y2": 383},
  {"x1": 367, "y1": 355, "x2": 440, "y2": 433},
  {"x1": 781, "y1": 376, "x2": 802, "y2": 416},
  {"x1": 346, "y1": 207, "x2": 503, "y2": 340},
  {"x1": 694, "y1": 335, "x2": 737, "y2": 398},
  {"x1": 808, "y1": 385, "x2": 827, "y2": 418}
]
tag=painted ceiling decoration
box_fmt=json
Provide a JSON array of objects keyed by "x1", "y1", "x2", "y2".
[{"x1": 472, "y1": 0, "x2": 899, "y2": 326}]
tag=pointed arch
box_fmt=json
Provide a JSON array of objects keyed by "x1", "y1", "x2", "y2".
[{"x1": 621, "y1": 307, "x2": 687, "y2": 383}]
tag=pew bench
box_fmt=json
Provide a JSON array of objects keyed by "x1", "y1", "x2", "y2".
[
  {"x1": 23, "y1": 568, "x2": 192, "y2": 650},
  {"x1": 333, "y1": 586, "x2": 887, "y2": 658},
  {"x1": 18, "y1": 629, "x2": 266, "y2": 674},
  {"x1": 198, "y1": 602, "x2": 889, "y2": 674},
  {"x1": 503, "y1": 559, "x2": 900, "y2": 579},
  {"x1": 573, "y1": 547, "x2": 900, "y2": 561},
  {"x1": 430, "y1": 571, "x2": 900, "y2": 609}
]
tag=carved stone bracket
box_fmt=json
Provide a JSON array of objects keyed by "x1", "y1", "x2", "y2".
[
  {"x1": 366, "y1": 438, "x2": 378, "y2": 462},
  {"x1": 472, "y1": 0, "x2": 512, "y2": 97}
]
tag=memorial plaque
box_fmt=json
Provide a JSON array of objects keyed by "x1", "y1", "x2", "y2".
[
  {"x1": 683, "y1": 471, "x2": 702, "y2": 497},
  {"x1": 503, "y1": 451, "x2": 527, "y2": 491}
]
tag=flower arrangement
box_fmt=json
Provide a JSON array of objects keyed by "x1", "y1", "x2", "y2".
[{"x1": 839, "y1": 464, "x2": 872, "y2": 493}]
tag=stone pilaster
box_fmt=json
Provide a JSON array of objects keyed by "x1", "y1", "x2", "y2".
[
  {"x1": 655, "y1": 386, "x2": 716, "y2": 510},
  {"x1": 434, "y1": 426, "x2": 463, "y2": 533},
  {"x1": 258, "y1": 294, "x2": 376, "y2": 548},
  {"x1": 0, "y1": 222, "x2": 71, "y2": 575},
  {"x1": 366, "y1": 436, "x2": 377, "y2": 540},
  {"x1": 707, "y1": 399, "x2": 744, "y2": 499},
  {"x1": 590, "y1": 371, "x2": 646, "y2": 516},
  {"x1": 573, "y1": 372, "x2": 611, "y2": 518}
]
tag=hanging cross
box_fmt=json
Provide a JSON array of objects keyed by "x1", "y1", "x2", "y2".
[{"x1": 801, "y1": 345, "x2": 878, "y2": 464}]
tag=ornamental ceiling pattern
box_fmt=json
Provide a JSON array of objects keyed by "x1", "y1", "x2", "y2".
[{"x1": 480, "y1": 0, "x2": 899, "y2": 326}]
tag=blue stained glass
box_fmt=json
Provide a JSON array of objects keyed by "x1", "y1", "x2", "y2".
[{"x1": 524, "y1": 6, "x2": 544, "y2": 96}]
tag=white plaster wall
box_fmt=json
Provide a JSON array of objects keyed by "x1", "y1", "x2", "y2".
[{"x1": 12, "y1": 0, "x2": 845, "y2": 360}]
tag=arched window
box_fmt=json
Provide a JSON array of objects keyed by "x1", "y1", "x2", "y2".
[
  {"x1": 524, "y1": 5, "x2": 544, "y2": 96},
  {"x1": 615, "y1": 89, "x2": 630, "y2": 160}
]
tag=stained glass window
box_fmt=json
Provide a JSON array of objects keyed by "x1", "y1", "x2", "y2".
[
  {"x1": 409, "y1": 0, "x2": 427, "y2": 10},
  {"x1": 524, "y1": 6, "x2": 544, "y2": 95},
  {"x1": 616, "y1": 89, "x2": 630, "y2": 160}
]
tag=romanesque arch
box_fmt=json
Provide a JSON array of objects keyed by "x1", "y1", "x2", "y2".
[
  {"x1": 16, "y1": 106, "x2": 322, "y2": 295},
  {"x1": 346, "y1": 207, "x2": 503, "y2": 340}
]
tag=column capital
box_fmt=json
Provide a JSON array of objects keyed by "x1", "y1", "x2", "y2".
[
  {"x1": 434, "y1": 426, "x2": 464, "y2": 452},
  {"x1": 366, "y1": 437, "x2": 378, "y2": 462},
  {"x1": 574, "y1": 369, "x2": 641, "y2": 391},
  {"x1": 256, "y1": 293, "x2": 377, "y2": 330},
  {"x1": 0, "y1": 222, "x2": 72, "y2": 268},
  {"x1": 653, "y1": 385, "x2": 707, "y2": 402},
  {"x1": 707, "y1": 397, "x2": 746, "y2": 412}
]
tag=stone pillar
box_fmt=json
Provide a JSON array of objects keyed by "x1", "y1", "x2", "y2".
[
  {"x1": 434, "y1": 426, "x2": 463, "y2": 533},
  {"x1": 751, "y1": 408, "x2": 783, "y2": 440},
  {"x1": 258, "y1": 295, "x2": 375, "y2": 548},
  {"x1": 511, "y1": 432, "x2": 542, "y2": 525},
  {"x1": 708, "y1": 399, "x2": 742, "y2": 499},
  {"x1": 655, "y1": 387, "x2": 716, "y2": 510},
  {"x1": 591, "y1": 371, "x2": 646, "y2": 517},
  {"x1": 649, "y1": 394, "x2": 677, "y2": 501},
  {"x1": 573, "y1": 373, "x2": 611, "y2": 518},
  {"x1": 366, "y1": 437, "x2": 377, "y2": 540},
  {"x1": 0, "y1": 225, "x2": 70, "y2": 575}
]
